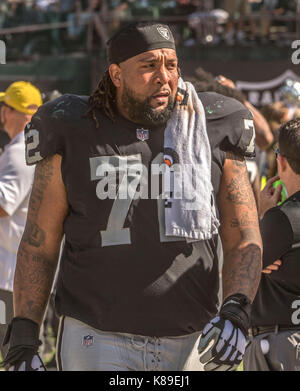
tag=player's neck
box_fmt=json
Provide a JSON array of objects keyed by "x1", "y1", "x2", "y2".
[{"x1": 284, "y1": 177, "x2": 300, "y2": 199}]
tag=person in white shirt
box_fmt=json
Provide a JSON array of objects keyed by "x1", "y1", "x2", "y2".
[{"x1": 0, "y1": 81, "x2": 42, "y2": 358}]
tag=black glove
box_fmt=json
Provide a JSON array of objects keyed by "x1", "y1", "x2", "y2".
[
  {"x1": 1, "y1": 317, "x2": 46, "y2": 371},
  {"x1": 198, "y1": 294, "x2": 251, "y2": 371}
]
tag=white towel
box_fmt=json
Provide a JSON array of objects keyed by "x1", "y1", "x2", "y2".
[{"x1": 163, "y1": 78, "x2": 220, "y2": 240}]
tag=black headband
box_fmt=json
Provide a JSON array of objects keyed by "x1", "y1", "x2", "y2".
[{"x1": 107, "y1": 23, "x2": 176, "y2": 64}]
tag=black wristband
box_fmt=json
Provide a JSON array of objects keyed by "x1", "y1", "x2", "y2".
[
  {"x1": 219, "y1": 293, "x2": 251, "y2": 336},
  {"x1": 3, "y1": 317, "x2": 41, "y2": 349}
]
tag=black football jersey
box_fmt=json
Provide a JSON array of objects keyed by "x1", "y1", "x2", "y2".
[
  {"x1": 25, "y1": 92, "x2": 255, "y2": 336},
  {"x1": 251, "y1": 191, "x2": 300, "y2": 327}
]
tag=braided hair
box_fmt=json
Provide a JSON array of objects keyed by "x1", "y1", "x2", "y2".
[{"x1": 85, "y1": 69, "x2": 117, "y2": 128}]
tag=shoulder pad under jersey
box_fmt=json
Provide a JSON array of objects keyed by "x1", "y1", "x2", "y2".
[
  {"x1": 25, "y1": 94, "x2": 89, "y2": 165},
  {"x1": 198, "y1": 91, "x2": 255, "y2": 158},
  {"x1": 280, "y1": 197, "x2": 300, "y2": 244}
]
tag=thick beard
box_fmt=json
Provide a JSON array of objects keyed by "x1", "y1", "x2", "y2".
[{"x1": 121, "y1": 83, "x2": 174, "y2": 127}]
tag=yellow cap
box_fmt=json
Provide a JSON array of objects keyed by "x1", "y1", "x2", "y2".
[{"x1": 0, "y1": 81, "x2": 42, "y2": 115}]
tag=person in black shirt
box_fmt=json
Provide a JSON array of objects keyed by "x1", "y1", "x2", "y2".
[
  {"x1": 2, "y1": 22, "x2": 262, "y2": 371},
  {"x1": 244, "y1": 118, "x2": 300, "y2": 371}
]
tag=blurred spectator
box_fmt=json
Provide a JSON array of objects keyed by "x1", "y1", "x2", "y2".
[
  {"x1": 86, "y1": 0, "x2": 109, "y2": 52},
  {"x1": 249, "y1": 0, "x2": 270, "y2": 44},
  {"x1": 4, "y1": 1, "x2": 45, "y2": 27},
  {"x1": 260, "y1": 101, "x2": 290, "y2": 178},
  {"x1": 249, "y1": 0, "x2": 280, "y2": 44},
  {"x1": 192, "y1": 66, "x2": 247, "y2": 103},
  {"x1": 105, "y1": 0, "x2": 130, "y2": 36},
  {"x1": 0, "y1": 81, "x2": 42, "y2": 359},
  {"x1": 249, "y1": 0, "x2": 296, "y2": 44},
  {"x1": 35, "y1": 0, "x2": 58, "y2": 10},
  {"x1": 171, "y1": 0, "x2": 199, "y2": 46},
  {"x1": 188, "y1": 1, "x2": 230, "y2": 45},
  {"x1": 0, "y1": 1, "x2": 8, "y2": 29},
  {"x1": 42, "y1": 89, "x2": 62, "y2": 102},
  {"x1": 43, "y1": 1, "x2": 64, "y2": 54},
  {"x1": 85, "y1": 0, "x2": 131, "y2": 51},
  {"x1": 273, "y1": 0, "x2": 296, "y2": 16},
  {"x1": 3, "y1": 1, "x2": 24, "y2": 28},
  {"x1": 216, "y1": 73, "x2": 274, "y2": 150},
  {"x1": 128, "y1": 0, "x2": 154, "y2": 19},
  {"x1": 67, "y1": 0, "x2": 93, "y2": 40},
  {"x1": 222, "y1": 0, "x2": 251, "y2": 45},
  {"x1": 60, "y1": 0, "x2": 77, "y2": 20},
  {"x1": 272, "y1": 0, "x2": 297, "y2": 43}
]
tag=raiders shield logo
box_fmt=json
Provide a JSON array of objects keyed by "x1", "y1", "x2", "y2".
[{"x1": 157, "y1": 26, "x2": 170, "y2": 40}]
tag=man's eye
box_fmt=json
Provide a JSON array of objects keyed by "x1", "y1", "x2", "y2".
[{"x1": 143, "y1": 63, "x2": 155, "y2": 68}]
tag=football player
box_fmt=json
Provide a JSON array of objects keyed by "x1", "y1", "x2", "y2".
[{"x1": 2, "y1": 22, "x2": 262, "y2": 371}]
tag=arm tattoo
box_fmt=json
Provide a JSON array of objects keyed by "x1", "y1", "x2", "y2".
[
  {"x1": 220, "y1": 152, "x2": 262, "y2": 301},
  {"x1": 223, "y1": 244, "x2": 262, "y2": 300},
  {"x1": 14, "y1": 246, "x2": 58, "y2": 322},
  {"x1": 226, "y1": 174, "x2": 256, "y2": 209},
  {"x1": 230, "y1": 211, "x2": 258, "y2": 228},
  {"x1": 225, "y1": 152, "x2": 257, "y2": 211},
  {"x1": 23, "y1": 223, "x2": 45, "y2": 247},
  {"x1": 23, "y1": 157, "x2": 53, "y2": 248},
  {"x1": 14, "y1": 156, "x2": 60, "y2": 323}
]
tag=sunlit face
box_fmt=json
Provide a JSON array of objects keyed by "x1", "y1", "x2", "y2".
[
  {"x1": 1, "y1": 104, "x2": 36, "y2": 136},
  {"x1": 109, "y1": 48, "x2": 179, "y2": 126}
]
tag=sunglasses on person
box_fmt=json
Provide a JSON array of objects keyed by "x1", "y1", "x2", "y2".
[
  {"x1": 273, "y1": 147, "x2": 300, "y2": 161},
  {"x1": 273, "y1": 147, "x2": 284, "y2": 159}
]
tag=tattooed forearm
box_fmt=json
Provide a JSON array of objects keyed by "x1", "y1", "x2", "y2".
[
  {"x1": 222, "y1": 244, "x2": 262, "y2": 301},
  {"x1": 230, "y1": 211, "x2": 258, "y2": 228},
  {"x1": 14, "y1": 244, "x2": 58, "y2": 323},
  {"x1": 225, "y1": 152, "x2": 257, "y2": 211},
  {"x1": 226, "y1": 172, "x2": 257, "y2": 209},
  {"x1": 219, "y1": 151, "x2": 262, "y2": 302},
  {"x1": 23, "y1": 223, "x2": 45, "y2": 247},
  {"x1": 27, "y1": 157, "x2": 53, "y2": 221},
  {"x1": 13, "y1": 155, "x2": 67, "y2": 324},
  {"x1": 22, "y1": 157, "x2": 53, "y2": 249}
]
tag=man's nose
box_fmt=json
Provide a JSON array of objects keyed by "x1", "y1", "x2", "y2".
[{"x1": 155, "y1": 65, "x2": 170, "y2": 85}]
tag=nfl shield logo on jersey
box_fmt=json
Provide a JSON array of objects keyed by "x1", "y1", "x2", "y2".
[
  {"x1": 82, "y1": 335, "x2": 94, "y2": 347},
  {"x1": 136, "y1": 128, "x2": 149, "y2": 141}
]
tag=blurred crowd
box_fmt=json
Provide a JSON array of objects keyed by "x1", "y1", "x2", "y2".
[{"x1": 0, "y1": 0, "x2": 299, "y2": 57}]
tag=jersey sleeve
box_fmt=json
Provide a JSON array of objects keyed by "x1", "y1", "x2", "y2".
[
  {"x1": 260, "y1": 207, "x2": 294, "y2": 268},
  {"x1": 218, "y1": 106, "x2": 255, "y2": 157},
  {"x1": 24, "y1": 99, "x2": 64, "y2": 166},
  {"x1": 24, "y1": 94, "x2": 89, "y2": 166},
  {"x1": 199, "y1": 92, "x2": 256, "y2": 158}
]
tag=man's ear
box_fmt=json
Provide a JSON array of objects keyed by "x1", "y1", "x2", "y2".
[
  {"x1": 109, "y1": 64, "x2": 121, "y2": 88},
  {"x1": 278, "y1": 154, "x2": 288, "y2": 172}
]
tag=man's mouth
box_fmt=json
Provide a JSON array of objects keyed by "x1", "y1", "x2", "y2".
[{"x1": 151, "y1": 91, "x2": 170, "y2": 104}]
